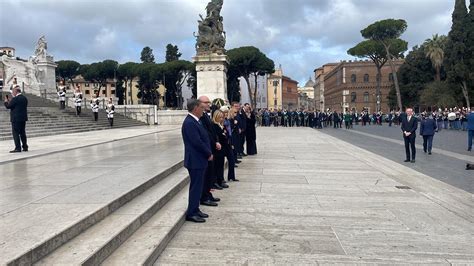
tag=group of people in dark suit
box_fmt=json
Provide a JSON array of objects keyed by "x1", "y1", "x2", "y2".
[
  {"x1": 181, "y1": 97, "x2": 257, "y2": 223},
  {"x1": 4, "y1": 86, "x2": 28, "y2": 153}
]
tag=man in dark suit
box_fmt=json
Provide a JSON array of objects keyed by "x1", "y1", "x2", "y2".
[
  {"x1": 181, "y1": 99, "x2": 213, "y2": 223},
  {"x1": 4, "y1": 86, "x2": 28, "y2": 153},
  {"x1": 420, "y1": 113, "x2": 437, "y2": 155},
  {"x1": 401, "y1": 108, "x2": 418, "y2": 163},
  {"x1": 198, "y1": 96, "x2": 225, "y2": 206}
]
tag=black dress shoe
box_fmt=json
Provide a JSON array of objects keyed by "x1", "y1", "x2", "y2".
[
  {"x1": 210, "y1": 197, "x2": 220, "y2": 202},
  {"x1": 219, "y1": 183, "x2": 229, "y2": 188},
  {"x1": 185, "y1": 215, "x2": 206, "y2": 223},
  {"x1": 212, "y1": 183, "x2": 223, "y2": 190},
  {"x1": 428, "y1": 152, "x2": 432, "y2": 155},
  {"x1": 197, "y1": 211, "x2": 209, "y2": 218},
  {"x1": 236, "y1": 160, "x2": 242, "y2": 164},
  {"x1": 201, "y1": 200, "x2": 218, "y2": 206},
  {"x1": 242, "y1": 153, "x2": 248, "y2": 156},
  {"x1": 234, "y1": 165, "x2": 238, "y2": 168},
  {"x1": 229, "y1": 178, "x2": 240, "y2": 182},
  {"x1": 411, "y1": 160, "x2": 416, "y2": 163},
  {"x1": 9, "y1": 150, "x2": 21, "y2": 153},
  {"x1": 404, "y1": 159, "x2": 410, "y2": 162}
]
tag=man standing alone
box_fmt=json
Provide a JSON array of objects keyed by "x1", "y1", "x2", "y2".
[
  {"x1": 4, "y1": 86, "x2": 28, "y2": 153},
  {"x1": 181, "y1": 99, "x2": 213, "y2": 223},
  {"x1": 401, "y1": 108, "x2": 418, "y2": 163},
  {"x1": 467, "y1": 107, "x2": 474, "y2": 151}
]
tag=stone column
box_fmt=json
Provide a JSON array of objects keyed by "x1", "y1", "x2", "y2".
[
  {"x1": 192, "y1": 53, "x2": 228, "y2": 101},
  {"x1": 36, "y1": 56, "x2": 57, "y2": 95}
]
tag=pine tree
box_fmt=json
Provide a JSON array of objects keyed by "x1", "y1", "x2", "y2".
[
  {"x1": 445, "y1": 0, "x2": 470, "y2": 108},
  {"x1": 140, "y1": 46, "x2": 155, "y2": 63}
]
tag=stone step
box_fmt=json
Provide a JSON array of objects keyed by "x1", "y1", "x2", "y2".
[
  {"x1": 4, "y1": 161, "x2": 184, "y2": 265},
  {"x1": 36, "y1": 167, "x2": 189, "y2": 265},
  {"x1": 103, "y1": 187, "x2": 188, "y2": 265}
]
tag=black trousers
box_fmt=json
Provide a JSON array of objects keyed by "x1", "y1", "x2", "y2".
[
  {"x1": 93, "y1": 112, "x2": 98, "y2": 121},
  {"x1": 403, "y1": 134, "x2": 416, "y2": 160},
  {"x1": 214, "y1": 154, "x2": 225, "y2": 183},
  {"x1": 12, "y1": 121, "x2": 27, "y2": 151},
  {"x1": 60, "y1": 101, "x2": 65, "y2": 109},
  {"x1": 239, "y1": 132, "x2": 246, "y2": 154},
  {"x1": 201, "y1": 160, "x2": 215, "y2": 202},
  {"x1": 187, "y1": 168, "x2": 205, "y2": 217},
  {"x1": 76, "y1": 106, "x2": 81, "y2": 115}
]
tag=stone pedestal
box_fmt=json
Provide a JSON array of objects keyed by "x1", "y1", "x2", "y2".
[
  {"x1": 192, "y1": 54, "x2": 228, "y2": 101},
  {"x1": 36, "y1": 56, "x2": 57, "y2": 94}
]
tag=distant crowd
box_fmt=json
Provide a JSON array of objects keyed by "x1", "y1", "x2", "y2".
[{"x1": 254, "y1": 106, "x2": 473, "y2": 131}]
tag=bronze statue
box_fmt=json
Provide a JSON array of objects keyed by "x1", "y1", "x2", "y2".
[{"x1": 194, "y1": 0, "x2": 226, "y2": 55}]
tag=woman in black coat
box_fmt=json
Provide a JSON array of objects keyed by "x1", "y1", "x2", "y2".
[
  {"x1": 245, "y1": 106, "x2": 257, "y2": 155},
  {"x1": 212, "y1": 109, "x2": 238, "y2": 183}
]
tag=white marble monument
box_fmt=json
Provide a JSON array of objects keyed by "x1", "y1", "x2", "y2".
[
  {"x1": 1, "y1": 35, "x2": 57, "y2": 96},
  {"x1": 193, "y1": 0, "x2": 228, "y2": 101},
  {"x1": 193, "y1": 54, "x2": 228, "y2": 101}
]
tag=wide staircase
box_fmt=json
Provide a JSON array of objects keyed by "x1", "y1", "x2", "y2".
[
  {"x1": 0, "y1": 93, "x2": 146, "y2": 141},
  {"x1": 2, "y1": 130, "x2": 192, "y2": 265}
]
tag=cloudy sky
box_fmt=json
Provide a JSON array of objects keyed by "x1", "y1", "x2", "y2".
[{"x1": 0, "y1": 0, "x2": 467, "y2": 85}]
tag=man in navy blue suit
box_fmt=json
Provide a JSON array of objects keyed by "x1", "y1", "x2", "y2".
[
  {"x1": 181, "y1": 99, "x2": 213, "y2": 223},
  {"x1": 467, "y1": 107, "x2": 474, "y2": 152},
  {"x1": 420, "y1": 113, "x2": 437, "y2": 155}
]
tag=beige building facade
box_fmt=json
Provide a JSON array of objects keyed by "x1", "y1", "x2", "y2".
[{"x1": 267, "y1": 67, "x2": 299, "y2": 110}]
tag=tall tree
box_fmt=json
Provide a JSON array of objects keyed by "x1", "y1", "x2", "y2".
[
  {"x1": 165, "y1": 44, "x2": 182, "y2": 62},
  {"x1": 81, "y1": 60, "x2": 118, "y2": 93},
  {"x1": 136, "y1": 63, "x2": 162, "y2": 105},
  {"x1": 445, "y1": 0, "x2": 471, "y2": 108},
  {"x1": 117, "y1": 62, "x2": 139, "y2": 104},
  {"x1": 162, "y1": 60, "x2": 195, "y2": 108},
  {"x1": 227, "y1": 46, "x2": 275, "y2": 109},
  {"x1": 348, "y1": 39, "x2": 407, "y2": 112},
  {"x1": 56, "y1": 60, "x2": 80, "y2": 88},
  {"x1": 226, "y1": 63, "x2": 241, "y2": 103},
  {"x1": 388, "y1": 45, "x2": 435, "y2": 109},
  {"x1": 423, "y1": 34, "x2": 447, "y2": 82},
  {"x1": 361, "y1": 19, "x2": 408, "y2": 110},
  {"x1": 465, "y1": 0, "x2": 474, "y2": 105},
  {"x1": 140, "y1": 46, "x2": 155, "y2": 63}
]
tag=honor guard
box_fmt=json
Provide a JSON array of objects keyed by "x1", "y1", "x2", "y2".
[
  {"x1": 90, "y1": 95, "x2": 100, "y2": 121},
  {"x1": 106, "y1": 98, "x2": 115, "y2": 127},
  {"x1": 57, "y1": 81, "x2": 66, "y2": 109},
  {"x1": 73, "y1": 85, "x2": 83, "y2": 116}
]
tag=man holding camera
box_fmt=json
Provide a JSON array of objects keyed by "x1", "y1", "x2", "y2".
[{"x1": 4, "y1": 85, "x2": 28, "y2": 153}]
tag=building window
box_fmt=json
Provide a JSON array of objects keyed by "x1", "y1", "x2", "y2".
[
  {"x1": 389, "y1": 73, "x2": 394, "y2": 82},
  {"x1": 111, "y1": 90, "x2": 116, "y2": 95},
  {"x1": 363, "y1": 92, "x2": 369, "y2": 103},
  {"x1": 351, "y1": 74, "x2": 356, "y2": 83},
  {"x1": 85, "y1": 90, "x2": 90, "y2": 95},
  {"x1": 102, "y1": 90, "x2": 106, "y2": 95},
  {"x1": 287, "y1": 87, "x2": 291, "y2": 93},
  {"x1": 111, "y1": 83, "x2": 115, "y2": 87},
  {"x1": 351, "y1": 92, "x2": 357, "y2": 103},
  {"x1": 364, "y1": 74, "x2": 369, "y2": 83},
  {"x1": 85, "y1": 83, "x2": 90, "y2": 87}
]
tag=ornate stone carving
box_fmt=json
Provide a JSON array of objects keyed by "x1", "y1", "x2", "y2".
[{"x1": 194, "y1": 0, "x2": 226, "y2": 55}]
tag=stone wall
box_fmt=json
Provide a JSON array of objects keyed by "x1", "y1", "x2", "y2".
[{"x1": 114, "y1": 106, "x2": 187, "y2": 126}]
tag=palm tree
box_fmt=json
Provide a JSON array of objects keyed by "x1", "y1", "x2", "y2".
[{"x1": 424, "y1": 34, "x2": 447, "y2": 82}]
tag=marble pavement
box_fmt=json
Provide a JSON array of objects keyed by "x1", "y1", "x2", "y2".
[{"x1": 157, "y1": 127, "x2": 474, "y2": 265}]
